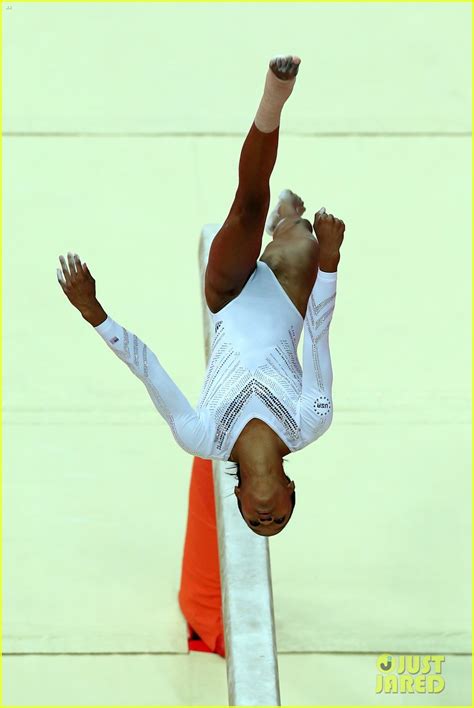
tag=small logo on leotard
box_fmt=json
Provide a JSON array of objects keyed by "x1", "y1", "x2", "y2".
[
  {"x1": 313, "y1": 395, "x2": 331, "y2": 416},
  {"x1": 110, "y1": 336, "x2": 119, "y2": 344}
]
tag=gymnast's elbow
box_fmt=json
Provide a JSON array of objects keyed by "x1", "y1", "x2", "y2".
[
  {"x1": 322, "y1": 408, "x2": 334, "y2": 434},
  {"x1": 172, "y1": 417, "x2": 210, "y2": 458},
  {"x1": 300, "y1": 393, "x2": 334, "y2": 431},
  {"x1": 171, "y1": 432, "x2": 200, "y2": 457}
]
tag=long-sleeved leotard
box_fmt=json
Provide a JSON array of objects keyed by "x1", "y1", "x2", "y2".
[
  {"x1": 94, "y1": 264, "x2": 337, "y2": 460},
  {"x1": 93, "y1": 316, "x2": 209, "y2": 455},
  {"x1": 298, "y1": 268, "x2": 336, "y2": 444}
]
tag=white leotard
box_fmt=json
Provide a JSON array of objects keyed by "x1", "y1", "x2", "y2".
[{"x1": 94, "y1": 261, "x2": 337, "y2": 461}]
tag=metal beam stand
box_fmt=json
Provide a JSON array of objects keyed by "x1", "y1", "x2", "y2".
[{"x1": 199, "y1": 224, "x2": 281, "y2": 707}]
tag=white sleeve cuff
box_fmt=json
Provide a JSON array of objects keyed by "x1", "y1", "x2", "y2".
[
  {"x1": 94, "y1": 315, "x2": 114, "y2": 335},
  {"x1": 317, "y1": 268, "x2": 338, "y2": 281}
]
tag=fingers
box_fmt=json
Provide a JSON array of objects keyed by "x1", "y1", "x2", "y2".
[
  {"x1": 67, "y1": 251, "x2": 77, "y2": 278},
  {"x1": 314, "y1": 207, "x2": 326, "y2": 223},
  {"x1": 59, "y1": 255, "x2": 72, "y2": 287},
  {"x1": 57, "y1": 252, "x2": 88, "y2": 289},
  {"x1": 74, "y1": 253, "x2": 86, "y2": 277},
  {"x1": 56, "y1": 268, "x2": 66, "y2": 288},
  {"x1": 332, "y1": 216, "x2": 345, "y2": 235},
  {"x1": 315, "y1": 208, "x2": 334, "y2": 225},
  {"x1": 314, "y1": 208, "x2": 345, "y2": 230}
]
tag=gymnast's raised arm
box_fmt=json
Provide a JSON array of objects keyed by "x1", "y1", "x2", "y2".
[
  {"x1": 298, "y1": 208, "x2": 345, "y2": 444},
  {"x1": 56, "y1": 252, "x2": 209, "y2": 456}
]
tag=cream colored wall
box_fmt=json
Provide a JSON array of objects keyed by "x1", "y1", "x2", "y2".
[{"x1": 2, "y1": 2, "x2": 471, "y2": 705}]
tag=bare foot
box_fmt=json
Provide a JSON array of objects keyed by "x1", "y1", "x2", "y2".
[
  {"x1": 278, "y1": 189, "x2": 305, "y2": 217},
  {"x1": 265, "y1": 189, "x2": 306, "y2": 235},
  {"x1": 269, "y1": 56, "x2": 301, "y2": 81}
]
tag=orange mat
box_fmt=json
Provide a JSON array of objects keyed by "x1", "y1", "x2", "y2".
[{"x1": 178, "y1": 456, "x2": 225, "y2": 657}]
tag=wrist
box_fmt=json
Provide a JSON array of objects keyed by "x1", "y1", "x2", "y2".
[
  {"x1": 319, "y1": 251, "x2": 340, "y2": 272},
  {"x1": 81, "y1": 300, "x2": 108, "y2": 327}
]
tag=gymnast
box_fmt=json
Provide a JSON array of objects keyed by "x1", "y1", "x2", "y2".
[{"x1": 57, "y1": 55, "x2": 345, "y2": 537}]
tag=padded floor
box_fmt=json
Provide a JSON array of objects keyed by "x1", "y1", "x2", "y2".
[
  {"x1": 3, "y1": 2, "x2": 471, "y2": 705},
  {"x1": 2, "y1": 653, "x2": 471, "y2": 706}
]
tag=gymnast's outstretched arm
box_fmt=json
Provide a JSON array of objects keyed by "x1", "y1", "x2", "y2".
[
  {"x1": 298, "y1": 207, "x2": 345, "y2": 445},
  {"x1": 56, "y1": 252, "x2": 209, "y2": 456}
]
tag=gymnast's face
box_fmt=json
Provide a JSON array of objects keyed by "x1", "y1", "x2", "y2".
[{"x1": 234, "y1": 476, "x2": 296, "y2": 537}]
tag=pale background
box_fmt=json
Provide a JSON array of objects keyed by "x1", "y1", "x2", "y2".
[{"x1": 2, "y1": 1, "x2": 471, "y2": 705}]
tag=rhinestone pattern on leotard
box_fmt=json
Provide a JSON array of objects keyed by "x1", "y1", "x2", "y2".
[
  {"x1": 304, "y1": 292, "x2": 336, "y2": 394},
  {"x1": 113, "y1": 329, "x2": 192, "y2": 452},
  {"x1": 94, "y1": 262, "x2": 337, "y2": 461},
  {"x1": 196, "y1": 320, "x2": 303, "y2": 452}
]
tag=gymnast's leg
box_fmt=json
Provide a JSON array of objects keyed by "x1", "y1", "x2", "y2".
[{"x1": 205, "y1": 55, "x2": 301, "y2": 312}]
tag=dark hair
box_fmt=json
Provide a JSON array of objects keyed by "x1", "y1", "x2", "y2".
[{"x1": 226, "y1": 459, "x2": 296, "y2": 523}]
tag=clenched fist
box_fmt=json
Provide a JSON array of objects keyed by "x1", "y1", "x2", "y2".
[{"x1": 313, "y1": 207, "x2": 345, "y2": 271}]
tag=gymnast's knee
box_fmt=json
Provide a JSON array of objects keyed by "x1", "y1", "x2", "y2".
[{"x1": 232, "y1": 191, "x2": 270, "y2": 225}]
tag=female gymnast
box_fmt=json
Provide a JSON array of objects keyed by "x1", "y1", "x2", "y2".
[{"x1": 57, "y1": 55, "x2": 345, "y2": 537}]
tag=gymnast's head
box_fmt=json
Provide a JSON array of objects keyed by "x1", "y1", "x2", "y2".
[{"x1": 230, "y1": 458, "x2": 296, "y2": 536}]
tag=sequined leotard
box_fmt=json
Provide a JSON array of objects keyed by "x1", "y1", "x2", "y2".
[{"x1": 94, "y1": 262, "x2": 337, "y2": 461}]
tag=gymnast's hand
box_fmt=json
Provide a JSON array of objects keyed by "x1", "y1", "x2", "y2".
[
  {"x1": 313, "y1": 207, "x2": 345, "y2": 271},
  {"x1": 57, "y1": 252, "x2": 108, "y2": 326}
]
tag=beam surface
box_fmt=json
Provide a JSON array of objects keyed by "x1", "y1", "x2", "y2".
[{"x1": 199, "y1": 224, "x2": 281, "y2": 707}]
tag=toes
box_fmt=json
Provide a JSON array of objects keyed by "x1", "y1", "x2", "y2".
[
  {"x1": 269, "y1": 57, "x2": 280, "y2": 72},
  {"x1": 282, "y1": 57, "x2": 296, "y2": 75},
  {"x1": 270, "y1": 54, "x2": 301, "y2": 71},
  {"x1": 286, "y1": 56, "x2": 300, "y2": 76},
  {"x1": 270, "y1": 55, "x2": 301, "y2": 78},
  {"x1": 289, "y1": 60, "x2": 300, "y2": 77},
  {"x1": 295, "y1": 202, "x2": 305, "y2": 216}
]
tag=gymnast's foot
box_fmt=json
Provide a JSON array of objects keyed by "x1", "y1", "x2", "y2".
[
  {"x1": 265, "y1": 189, "x2": 306, "y2": 235},
  {"x1": 269, "y1": 56, "x2": 301, "y2": 81},
  {"x1": 255, "y1": 55, "x2": 301, "y2": 133}
]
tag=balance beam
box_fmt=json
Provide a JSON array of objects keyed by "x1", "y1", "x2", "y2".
[{"x1": 198, "y1": 224, "x2": 281, "y2": 707}]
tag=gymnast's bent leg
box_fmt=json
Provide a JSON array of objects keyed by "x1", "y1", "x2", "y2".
[{"x1": 205, "y1": 56, "x2": 301, "y2": 309}]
